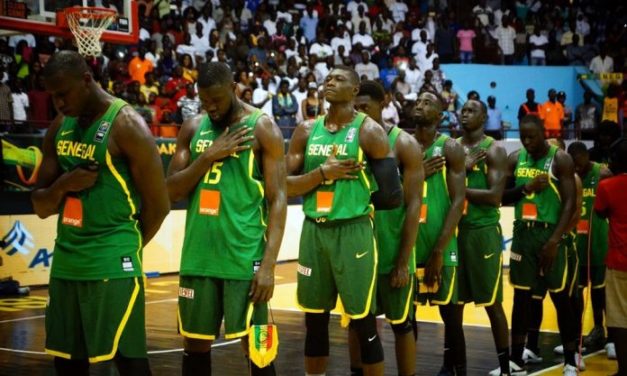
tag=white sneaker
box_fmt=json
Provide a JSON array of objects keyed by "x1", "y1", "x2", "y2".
[
  {"x1": 563, "y1": 364, "x2": 578, "y2": 376},
  {"x1": 575, "y1": 353, "x2": 586, "y2": 371},
  {"x1": 488, "y1": 361, "x2": 527, "y2": 376},
  {"x1": 606, "y1": 342, "x2": 616, "y2": 359},
  {"x1": 522, "y1": 348, "x2": 543, "y2": 364},
  {"x1": 553, "y1": 344, "x2": 586, "y2": 355}
]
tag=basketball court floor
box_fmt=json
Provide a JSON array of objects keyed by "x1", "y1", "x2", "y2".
[{"x1": 0, "y1": 262, "x2": 618, "y2": 375}]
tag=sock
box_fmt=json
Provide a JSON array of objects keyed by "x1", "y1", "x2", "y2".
[
  {"x1": 511, "y1": 343, "x2": 524, "y2": 366},
  {"x1": 54, "y1": 357, "x2": 89, "y2": 376},
  {"x1": 250, "y1": 361, "x2": 276, "y2": 376},
  {"x1": 497, "y1": 347, "x2": 510, "y2": 374},
  {"x1": 182, "y1": 350, "x2": 211, "y2": 376},
  {"x1": 526, "y1": 329, "x2": 540, "y2": 353},
  {"x1": 114, "y1": 354, "x2": 152, "y2": 376},
  {"x1": 563, "y1": 347, "x2": 576, "y2": 367},
  {"x1": 591, "y1": 287, "x2": 605, "y2": 328},
  {"x1": 350, "y1": 367, "x2": 364, "y2": 375}
]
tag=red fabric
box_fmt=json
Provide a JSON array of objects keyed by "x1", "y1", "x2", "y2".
[
  {"x1": 27, "y1": 89, "x2": 52, "y2": 127},
  {"x1": 594, "y1": 174, "x2": 627, "y2": 271}
]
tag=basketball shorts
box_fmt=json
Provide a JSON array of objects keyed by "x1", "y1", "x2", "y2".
[
  {"x1": 457, "y1": 224, "x2": 504, "y2": 306},
  {"x1": 376, "y1": 273, "x2": 415, "y2": 324},
  {"x1": 414, "y1": 265, "x2": 458, "y2": 306},
  {"x1": 297, "y1": 216, "x2": 377, "y2": 319},
  {"x1": 45, "y1": 277, "x2": 147, "y2": 362},
  {"x1": 178, "y1": 276, "x2": 268, "y2": 340},
  {"x1": 579, "y1": 265, "x2": 606, "y2": 289}
]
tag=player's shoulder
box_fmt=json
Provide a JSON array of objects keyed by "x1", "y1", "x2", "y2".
[{"x1": 395, "y1": 128, "x2": 421, "y2": 151}]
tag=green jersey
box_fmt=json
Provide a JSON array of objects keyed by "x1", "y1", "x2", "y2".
[
  {"x1": 53, "y1": 98, "x2": 143, "y2": 280},
  {"x1": 416, "y1": 135, "x2": 458, "y2": 267},
  {"x1": 180, "y1": 111, "x2": 266, "y2": 280},
  {"x1": 374, "y1": 127, "x2": 414, "y2": 273},
  {"x1": 302, "y1": 113, "x2": 377, "y2": 221},
  {"x1": 577, "y1": 162, "x2": 609, "y2": 265},
  {"x1": 514, "y1": 145, "x2": 561, "y2": 224},
  {"x1": 459, "y1": 136, "x2": 500, "y2": 228}
]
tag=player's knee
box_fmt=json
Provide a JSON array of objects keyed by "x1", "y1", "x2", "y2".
[
  {"x1": 183, "y1": 337, "x2": 213, "y2": 353},
  {"x1": 305, "y1": 312, "x2": 330, "y2": 357},
  {"x1": 350, "y1": 314, "x2": 384, "y2": 365},
  {"x1": 114, "y1": 354, "x2": 152, "y2": 376},
  {"x1": 54, "y1": 357, "x2": 89, "y2": 376},
  {"x1": 391, "y1": 317, "x2": 414, "y2": 336}
]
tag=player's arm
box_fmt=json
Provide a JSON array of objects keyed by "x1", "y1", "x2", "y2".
[
  {"x1": 424, "y1": 139, "x2": 465, "y2": 286},
  {"x1": 359, "y1": 117, "x2": 402, "y2": 209},
  {"x1": 466, "y1": 143, "x2": 507, "y2": 207},
  {"x1": 113, "y1": 108, "x2": 170, "y2": 244},
  {"x1": 166, "y1": 115, "x2": 253, "y2": 202},
  {"x1": 31, "y1": 116, "x2": 98, "y2": 218},
  {"x1": 250, "y1": 116, "x2": 287, "y2": 303},
  {"x1": 390, "y1": 133, "x2": 423, "y2": 288},
  {"x1": 599, "y1": 166, "x2": 613, "y2": 180},
  {"x1": 540, "y1": 151, "x2": 576, "y2": 272}
]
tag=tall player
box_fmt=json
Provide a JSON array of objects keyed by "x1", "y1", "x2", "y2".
[
  {"x1": 456, "y1": 100, "x2": 511, "y2": 376},
  {"x1": 413, "y1": 90, "x2": 466, "y2": 376},
  {"x1": 286, "y1": 66, "x2": 403, "y2": 376},
  {"x1": 350, "y1": 80, "x2": 423, "y2": 376},
  {"x1": 33, "y1": 51, "x2": 170, "y2": 375},
  {"x1": 167, "y1": 62, "x2": 287, "y2": 375},
  {"x1": 502, "y1": 115, "x2": 579, "y2": 376}
]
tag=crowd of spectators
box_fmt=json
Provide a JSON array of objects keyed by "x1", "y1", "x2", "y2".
[{"x1": 0, "y1": 0, "x2": 625, "y2": 138}]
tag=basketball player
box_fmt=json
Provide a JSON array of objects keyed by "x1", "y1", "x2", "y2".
[
  {"x1": 502, "y1": 115, "x2": 579, "y2": 375},
  {"x1": 567, "y1": 142, "x2": 614, "y2": 353},
  {"x1": 32, "y1": 51, "x2": 170, "y2": 376},
  {"x1": 167, "y1": 62, "x2": 287, "y2": 375},
  {"x1": 286, "y1": 66, "x2": 403, "y2": 376},
  {"x1": 456, "y1": 100, "x2": 511, "y2": 376},
  {"x1": 412, "y1": 90, "x2": 466, "y2": 376},
  {"x1": 349, "y1": 80, "x2": 423, "y2": 376}
]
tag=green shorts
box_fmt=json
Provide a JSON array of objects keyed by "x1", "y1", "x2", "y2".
[
  {"x1": 457, "y1": 225, "x2": 504, "y2": 306},
  {"x1": 178, "y1": 276, "x2": 267, "y2": 340},
  {"x1": 414, "y1": 265, "x2": 458, "y2": 306},
  {"x1": 45, "y1": 277, "x2": 146, "y2": 362},
  {"x1": 579, "y1": 265, "x2": 606, "y2": 289},
  {"x1": 510, "y1": 221, "x2": 574, "y2": 294},
  {"x1": 297, "y1": 216, "x2": 377, "y2": 319},
  {"x1": 376, "y1": 273, "x2": 415, "y2": 324}
]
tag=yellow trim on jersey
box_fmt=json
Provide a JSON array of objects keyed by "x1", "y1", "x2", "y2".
[
  {"x1": 386, "y1": 276, "x2": 415, "y2": 324},
  {"x1": 431, "y1": 267, "x2": 456, "y2": 305},
  {"x1": 569, "y1": 247, "x2": 580, "y2": 297},
  {"x1": 88, "y1": 277, "x2": 140, "y2": 363},
  {"x1": 510, "y1": 282, "x2": 531, "y2": 291},
  {"x1": 346, "y1": 227, "x2": 378, "y2": 319},
  {"x1": 45, "y1": 348, "x2": 72, "y2": 359},
  {"x1": 357, "y1": 147, "x2": 372, "y2": 191},
  {"x1": 476, "y1": 253, "x2": 503, "y2": 308},
  {"x1": 177, "y1": 308, "x2": 217, "y2": 340},
  {"x1": 225, "y1": 303, "x2": 255, "y2": 339},
  {"x1": 296, "y1": 300, "x2": 326, "y2": 314},
  {"x1": 548, "y1": 246, "x2": 569, "y2": 293},
  {"x1": 248, "y1": 149, "x2": 265, "y2": 197}
]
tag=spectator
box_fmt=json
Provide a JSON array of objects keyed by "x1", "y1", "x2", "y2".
[
  {"x1": 557, "y1": 91, "x2": 573, "y2": 138},
  {"x1": 346, "y1": 0, "x2": 368, "y2": 18},
  {"x1": 352, "y1": 22, "x2": 375, "y2": 50},
  {"x1": 0, "y1": 75, "x2": 12, "y2": 127},
  {"x1": 529, "y1": 27, "x2": 549, "y2": 65},
  {"x1": 355, "y1": 51, "x2": 380, "y2": 81},
  {"x1": 128, "y1": 46, "x2": 154, "y2": 85},
  {"x1": 518, "y1": 88, "x2": 540, "y2": 122},
  {"x1": 456, "y1": 20, "x2": 476, "y2": 63},
  {"x1": 253, "y1": 74, "x2": 273, "y2": 116},
  {"x1": 539, "y1": 88, "x2": 564, "y2": 138},
  {"x1": 382, "y1": 91, "x2": 400, "y2": 126},
  {"x1": 351, "y1": 5, "x2": 371, "y2": 35},
  {"x1": 27, "y1": 74, "x2": 52, "y2": 129},
  {"x1": 417, "y1": 43, "x2": 438, "y2": 73},
  {"x1": 198, "y1": 5, "x2": 216, "y2": 39},
  {"x1": 176, "y1": 83, "x2": 200, "y2": 121},
  {"x1": 419, "y1": 70, "x2": 437, "y2": 93},
  {"x1": 473, "y1": 0, "x2": 493, "y2": 27},
  {"x1": 590, "y1": 45, "x2": 614, "y2": 74},
  {"x1": 430, "y1": 58, "x2": 446, "y2": 93},
  {"x1": 590, "y1": 121, "x2": 622, "y2": 165},
  {"x1": 593, "y1": 139, "x2": 627, "y2": 376},
  {"x1": 390, "y1": 0, "x2": 409, "y2": 23},
  {"x1": 292, "y1": 78, "x2": 308, "y2": 124},
  {"x1": 441, "y1": 80, "x2": 458, "y2": 115},
  {"x1": 331, "y1": 25, "x2": 352, "y2": 58},
  {"x1": 164, "y1": 66, "x2": 191, "y2": 113},
  {"x1": 565, "y1": 34, "x2": 588, "y2": 66},
  {"x1": 434, "y1": 18, "x2": 456, "y2": 64},
  {"x1": 309, "y1": 33, "x2": 334, "y2": 60},
  {"x1": 485, "y1": 95, "x2": 503, "y2": 140},
  {"x1": 404, "y1": 58, "x2": 422, "y2": 93},
  {"x1": 379, "y1": 59, "x2": 399, "y2": 91},
  {"x1": 491, "y1": 16, "x2": 517, "y2": 65},
  {"x1": 190, "y1": 22, "x2": 209, "y2": 56},
  {"x1": 180, "y1": 54, "x2": 198, "y2": 82},
  {"x1": 272, "y1": 80, "x2": 298, "y2": 136},
  {"x1": 301, "y1": 82, "x2": 324, "y2": 121},
  {"x1": 575, "y1": 91, "x2": 601, "y2": 140},
  {"x1": 602, "y1": 84, "x2": 620, "y2": 123},
  {"x1": 141, "y1": 71, "x2": 160, "y2": 100},
  {"x1": 411, "y1": 30, "x2": 430, "y2": 62},
  {"x1": 10, "y1": 79, "x2": 28, "y2": 125},
  {"x1": 300, "y1": 3, "x2": 319, "y2": 43},
  {"x1": 392, "y1": 70, "x2": 412, "y2": 97}
]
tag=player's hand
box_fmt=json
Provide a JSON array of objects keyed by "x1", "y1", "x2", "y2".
[
  {"x1": 61, "y1": 165, "x2": 99, "y2": 192},
  {"x1": 321, "y1": 145, "x2": 363, "y2": 181},
  {"x1": 539, "y1": 237, "x2": 559, "y2": 275},
  {"x1": 390, "y1": 263, "x2": 410, "y2": 288},
  {"x1": 465, "y1": 149, "x2": 487, "y2": 171},
  {"x1": 205, "y1": 126, "x2": 253, "y2": 162},
  {"x1": 423, "y1": 156, "x2": 445, "y2": 178},
  {"x1": 424, "y1": 251, "x2": 443, "y2": 288},
  {"x1": 524, "y1": 173, "x2": 550, "y2": 193},
  {"x1": 249, "y1": 265, "x2": 275, "y2": 303}
]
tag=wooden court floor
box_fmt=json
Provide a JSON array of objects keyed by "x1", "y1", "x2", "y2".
[{"x1": 0, "y1": 262, "x2": 618, "y2": 375}]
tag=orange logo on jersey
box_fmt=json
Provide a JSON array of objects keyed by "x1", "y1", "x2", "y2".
[
  {"x1": 419, "y1": 205, "x2": 428, "y2": 223},
  {"x1": 199, "y1": 189, "x2": 221, "y2": 216},
  {"x1": 316, "y1": 191, "x2": 334, "y2": 213},
  {"x1": 62, "y1": 196, "x2": 83, "y2": 227},
  {"x1": 522, "y1": 203, "x2": 538, "y2": 221}
]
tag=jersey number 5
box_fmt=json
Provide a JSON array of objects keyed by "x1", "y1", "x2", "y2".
[{"x1": 204, "y1": 162, "x2": 224, "y2": 184}]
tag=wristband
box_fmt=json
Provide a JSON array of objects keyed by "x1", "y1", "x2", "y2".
[{"x1": 319, "y1": 166, "x2": 328, "y2": 181}]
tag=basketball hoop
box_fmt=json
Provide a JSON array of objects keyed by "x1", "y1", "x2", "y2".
[{"x1": 64, "y1": 7, "x2": 117, "y2": 57}]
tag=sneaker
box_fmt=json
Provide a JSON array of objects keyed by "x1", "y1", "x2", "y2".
[
  {"x1": 488, "y1": 361, "x2": 527, "y2": 376},
  {"x1": 437, "y1": 366, "x2": 454, "y2": 376},
  {"x1": 583, "y1": 326, "x2": 606, "y2": 348},
  {"x1": 575, "y1": 353, "x2": 586, "y2": 371},
  {"x1": 553, "y1": 344, "x2": 586, "y2": 355},
  {"x1": 522, "y1": 348, "x2": 543, "y2": 364},
  {"x1": 606, "y1": 342, "x2": 616, "y2": 359},
  {"x1": 563, "y1": 364, "x2": 578, "y2": 376}
]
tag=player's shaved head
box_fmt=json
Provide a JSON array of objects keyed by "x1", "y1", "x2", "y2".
[
  {"x1": 43, "y1": 50, "x2": 91, "y2": 79},
  {"x1": 198, "y1": 62, "x2": 234, "y2": 88},
  {"x1": 333, "y1": 65, "x2": 360, "y2": 86}
]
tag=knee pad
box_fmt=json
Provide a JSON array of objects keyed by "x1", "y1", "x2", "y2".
[
  {"x1": 305, "y1": 312, "x2": 330, "y2": 357},
  {"x1": 115, "y1": 354, "x2": 152, "y2": 376},
  {"x1": 391, "y1": 317, "x2": 414, "y2": 335},
  {"x1": 54, "y1": 357, "x2": 89, "y2": 376},
  {"x1": 350, "y1": 314, "x2": 384, "y2": 365}
]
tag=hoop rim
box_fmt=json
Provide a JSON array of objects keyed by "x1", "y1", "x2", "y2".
[{"x1": 63, "y1": 6, "x2": 118, "y2": 18}]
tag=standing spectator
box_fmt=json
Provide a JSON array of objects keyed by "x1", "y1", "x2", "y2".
[
  {"x1": 300, "y1": 4, "x2": 319, "y2": 43},
  {"x1": 485, "y1": 95, "x2": 503, "y2": 140},
  {"x1": 128, "y1": 46, "x2": 154, "y2": 85},
  {"x1": 346, "y1": 0, "x2": 368, "y2": 18},
  {"x1": 565, "y1": 34, "x2": 588, "y2": 66},
  {"x1": 379, "y1": 59, "x2": 399, "y2": 91},
  {"x1": 352, "y1": 22, "x2": 376, "y2": 50},
  {"x1": 355, "y1": 51, "x2": 380, "y2": 81},
  {"x1": 309, "y1": 34, "x2": 334, "y2": 60},
  {"x1": 272, "y1": 80, "x2": 298, "y2": 137},
  {"x1": 602, "y1": 84, "x2": 620, "y2": 123},
  {"x1": 404, "y1": 58, "x2": 422, "y2": 93},
  {"x1": 252, "y1": 75, "x2": 274, "y2": 116},
  {"x1": 390, "y1": 0, "x2": 409, "y2": 23},
  {"x1": 411, "y1": 30, "x2": 430, "y2": 62},
  {"x1": 430, "y1": 58, "x2": 446, "y2": 93},
  {"x1": 11, "y1": 79, "x2": 29, "y2": 125},
  {"x1": 27, "y1": 75, "x2": 53, "y2": 129},
  {"x1": 456, "y1": 20, "x2": 477, "y2": 64},
  {"x1": 417, "y1": 43, "x2": 439, "y2": 74},
  {"x1": 177, "y1": 83, "x2": 201, "y2": 121},
  {"x1": 0, "y1": 72, "x2": 13, "y2": 127},
  {"x1": 575, "y1": 91, "x2": 601, "y2": 140},
  {"x1": 491, "y1": 16, "x2": 517, "y2": 65},
  {"x1": 300, "y1": 82, "x2": 324, "y2": 121},
  {"x1": 292, "y1": 78, "x2": 309, "y2": 124},
  {"x1": 473, "y1": 0, "x2": 493, "y2": 27},
  {"x1": 557, "y1": 91, "x2": 574, "y2": 138},
  {"x1": 517, "y1": 88, "x2": 540, "y2": 123},
  {"x1": 589, "y1": 45, "x2": 614, "y2": 74},
  {"x1": 539, "y1": 88, "x2": 565, "y2": 138},
  {"x1": 198, "y1": 5, "x2": 216, "y2": 39},
  {"x1": 529, "y1": 27, "x2": 549, "y2": 66},
  {"x1": 331, "y1": 25, "x2": 352, "y2": 58},
  {"x1": 351, "y1": 5, "x2": 371, "y2": 35},
  {"x1": 593, "y1": 139, "x2": 627, "y2": 376},
  {"x1": 435, "y1": 18, "x2": 457, "y2": 64}
]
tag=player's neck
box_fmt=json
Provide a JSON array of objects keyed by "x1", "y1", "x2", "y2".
[
  {"x1": 326, "y1": 102, "x2": 356, "y2": 130},
  {"x1": 414, "y1": 124, "x2": 438, "y2": 149},
  {"x1": 77, "y1": 89, "x2": 114, "y2": 128},
  {"x1": 462, "y1": 128, "x2": 485, "y2": 145},
  {"x1": 529, "y1": 142, "x2": 550, "y2": 160}
]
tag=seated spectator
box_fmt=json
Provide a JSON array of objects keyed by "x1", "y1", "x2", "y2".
[
  {"x1": 564, "y1": 34, "x2": 588, "y2": 66},
  {"x1": 355, "y1": 51, "x2": 380, "y2": 81},
  {"x1": 430, "y1": 58, "x2": 445, "y2": 93},
  {"x1": 393, "y1": 70, "x2": 412, "y2": 97},
  {"x1": 301, "y1": 82, "x2": 324, "y2": 121},
  {"x1": 379, "y1": 59, "x2": 399, "y2": 91},
  {"x1": 141, "y1": 71, "x2": 160, "y2": 102},
  {"x1": 352, "y1": 22, "x2": 375, "y2": 50},
  {"x1": 27, "y1": 74, "x2": 52, "y2": 129},
  {"x1": 11, "y1": 78, "x2": 29, "y2": 127},
  {"x1": 180, "y1": 54, "x2": 198, "y2": 82},
  {"x1": 575, "y1": 90, "x2": 601, "y2": 140},
  {"x1": 272, "y1": 80, "x2": 298, "y2": 137},
  {"x1": 382, "y1": 91, "x2": 400, "y2": 126},
  {"x1": 177, "y1": 83, "x2": 201, "y2": 121}
]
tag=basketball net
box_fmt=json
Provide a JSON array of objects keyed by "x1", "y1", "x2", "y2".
[{"x1": 64, "y1": 7, "x2": 117, "y2": 57}]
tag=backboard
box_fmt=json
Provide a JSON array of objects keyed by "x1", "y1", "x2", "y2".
[{"x1": 0, "y1": 0, "x2": 138, "y2": 45}]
